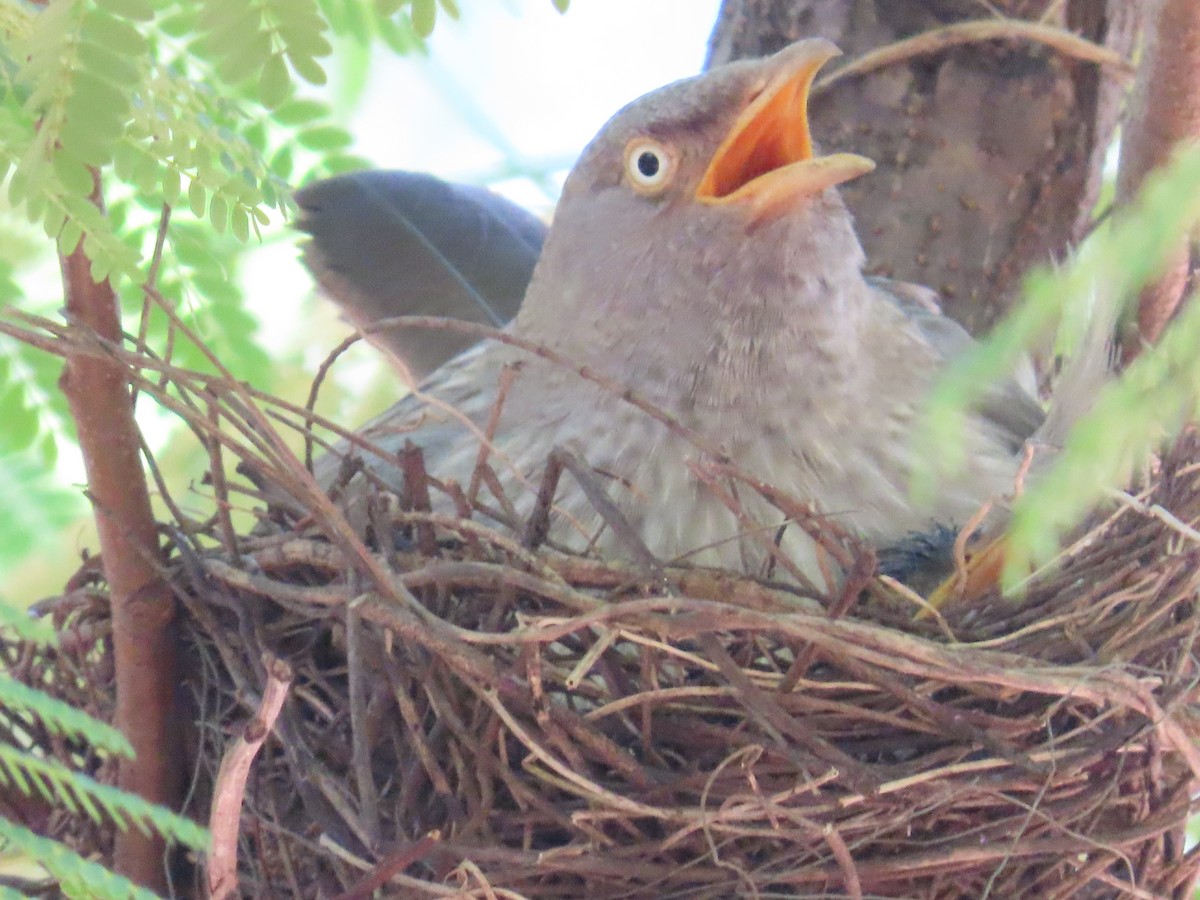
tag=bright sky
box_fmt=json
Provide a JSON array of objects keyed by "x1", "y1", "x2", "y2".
[{"x1": 348, "y1": 0, "x2": 721, "y2": 209}]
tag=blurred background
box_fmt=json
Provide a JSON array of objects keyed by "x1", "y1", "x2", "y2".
[{"x1": 0, "y1": 0, "x2": 720, "y2": 605}]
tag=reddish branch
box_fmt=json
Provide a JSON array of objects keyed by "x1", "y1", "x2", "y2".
[
  {"x1": 58, "y1": 183, "x2": 183, "y2": 890},
  {"x1": 330, "y1": 836, "x2": 439, "y2": 900},
  {"x1": 207, "y1": 657, "x2": 292, "y2": 900},
  {"x1": 1117, "y1": 0, "x2": 1200, "y2": 357}
]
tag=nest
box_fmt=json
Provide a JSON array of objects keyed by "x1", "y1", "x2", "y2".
[{"x1": 6, "y1": 315, "x2": 1200, "y2": 898}]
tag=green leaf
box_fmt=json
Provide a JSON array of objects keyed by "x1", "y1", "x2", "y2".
[
  {"x1": 94, "y1": 0, "x2": 155, "y2": 22},
  {"x1": 66, "y1": 72, "x2": 128, "y2": 126},
  {"x1": 286, "y1": 51, "x2": 327, "y2": 85},
  {"x1": 217, "y1": 30, "x2": 273, "y2": 84},
  {"x1": 260, "y1": 178, "x2": 280, "y2": 208},
  {"x1": 59, "y1": 219, "x2": 83, "y2": 255},
  {"x1": 230, "y1": 204, "x2": 249, "y2": 241},
  {"x1": 80, "y1": 9, "x2": 148, "y2": 56},
  {"x1": 317, "y1": 153, "x2": 371, "y2": 175},
  {"x1": 208, "y1": 193, "x2": 228, "y2": 232},
  {"x1": 1005, "y1": 286, "x2": 1200, "y2": 587},
  {"x1": 51, "y1": 152, "x2": 95, "y2": 197},
  {"x1": 162, "y1": 166, "x2": 181, "y2": 204},
  {"x1": 41, "y1": 209, "x2": 66, "y2": 241},
  {"x1": 159, "y1": 7, "x2": 197, "y2": 37},
  {"x1": 131, "y1": 147, "x2": 159, "y2": 194},
  {"x1": 411, "y1": 0, "x2": 435, "y2": 37},
  {"x1": 339, "y1": 0, "x2": 372, "y2": 44},
  {"x1": 38, "y1": 432, "x2": 59, "y2": 469},
  {"x1": 910, "y1": 146, "x2": 1200, "y2": 590},
  {"x1": 188, "y1": 179, "x2": 206, "y2": 217},
  {"x1": 0, "y1": 601, "x2": 57, "y2": 646},
  {"x1": 296, "y1": 124, "x2": 351, "y2": 150},
  {"x1": 552, "y1": 0, "x2": 569, "y2": 11},
  {"x1": 0, "y1": 765, "x2": 209, "y2": 852},
  {"x1": 59, "y1": 118, "x2": 117, "y2": 167},
  {"x1": 0, "y1": 676, "x2": 134, "y2": 758},
  {"x1": 274, "y1": 24, "x2": 332, "y2": 61},
  {"x1": 258, "y1": 53, "x2": 291, "y2": 108},
  {"x1": 11, "y1": 342, "x2": 72, "y2": 437},
  {"x1": 378, "y1": 13, "x2": 420, "y2": 53},
  {"x1": 0, "y1": 447, "x2": 83, "y2": 578},
  {"x1": 112, "y1": 140, "x2": 137, "y2": 182},
  {"x1": 272, "y1": 97, "x2": 327, "y2": 125},
  {"x1": 74, "y1": 40, "x2": 140, "y2": 88},
  {"x1": 268, "y1": 145, "x2": 293, "y2": 179},
  {"x1": 0, "y1": 389, "x2": 38, "y2": 452},
  {"x1": 198, "y1": 3, "x2": 263, "y2": 53},
  {"x1": 192, "y1": 272, "x2": 238, "y2": 302}
]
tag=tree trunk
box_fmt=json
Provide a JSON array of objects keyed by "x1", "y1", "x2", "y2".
[
  {"x1": 59, "y1": 209, "x2": 184, "y2": 890},
  {"x1": 707, "y1": 0, "x2": 1143, "y2": 337},
  {"x1": 1115, "y1": 0, "x2": 1200, "y2": 357}
]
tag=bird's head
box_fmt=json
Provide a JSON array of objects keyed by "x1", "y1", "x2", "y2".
[
  {"x1": 518, "y1": 38, "x2": 878, "y2": 370},
  {"x1": 555, "y1": 38, "x2": 873, "y2": 228}
]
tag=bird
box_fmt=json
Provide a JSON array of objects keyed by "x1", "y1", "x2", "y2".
[{"x1": 313, "y1": 37, "x2": 1047, "y2": 588}]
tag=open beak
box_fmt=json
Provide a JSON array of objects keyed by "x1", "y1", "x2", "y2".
[{"x1": 696, "y1": 39, "x2": 875, "y2": 217}]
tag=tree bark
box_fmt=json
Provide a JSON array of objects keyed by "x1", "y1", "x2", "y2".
[
  {"x1": 59, "y1": 189, "x2": 184, "y2": 891},
  {"x1": 707, "y1": 0, "x2": 1142, "y2": 337},
  {"x1": 1115, "y1": 0, "x2": 1200, "y2": 358}
]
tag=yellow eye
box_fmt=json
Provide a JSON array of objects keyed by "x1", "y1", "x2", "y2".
[{"x1": 624, "y1": 139, "x2": 675, "y2": 195}]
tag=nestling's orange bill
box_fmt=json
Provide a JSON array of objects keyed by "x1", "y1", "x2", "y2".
[{"x1": 696, "y1": 39, "x2": 875, "y2": 217}]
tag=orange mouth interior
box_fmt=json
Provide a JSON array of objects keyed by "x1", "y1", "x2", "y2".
[{"x1": 695, "y1": 58, "x2": 823, "y2": 201}]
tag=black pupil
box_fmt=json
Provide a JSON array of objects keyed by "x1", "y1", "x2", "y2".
[{"x1": 636, "y1": 151, "x2": 660, "y2": 178}]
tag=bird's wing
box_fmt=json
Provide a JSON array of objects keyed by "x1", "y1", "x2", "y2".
[
  {"x1": 868, "y1": 276, "x2": 1045, "y2": 451},
  {"x1": 297, "y1": 171, "x2": 546, "y2": 378}
]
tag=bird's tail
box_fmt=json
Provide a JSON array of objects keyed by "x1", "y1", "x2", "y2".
[
  {"x1": 1031, "y1": 279, "x2": 1121, "y2": 457},
  {"x1": 919, "y1": 278, "x2": 1121, "y2": 616}
]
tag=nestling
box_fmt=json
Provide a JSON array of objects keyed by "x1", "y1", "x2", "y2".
[{"x1": 317, "y1": 38, "x2": 1044, "y2": 584}]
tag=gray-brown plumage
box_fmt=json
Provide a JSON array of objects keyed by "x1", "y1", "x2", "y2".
[{"x1": 318, "y1": 39, "x2": 1045, "y2": 583}]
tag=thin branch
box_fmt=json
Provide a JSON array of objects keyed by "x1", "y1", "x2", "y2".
[
  {"x1": 58, "y1": 174, "x2": 183, "y2": 890},
  {"x1": 207, "y1": 656, "x2": 293, "y2": 900},
  {"x1": 814, "y1": 18, "x2": 1133, "y2": 96}
]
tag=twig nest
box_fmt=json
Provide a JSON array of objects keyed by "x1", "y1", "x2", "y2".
[{"x1": 13, "y1": 436, "x2": 1200, "y2": 898}]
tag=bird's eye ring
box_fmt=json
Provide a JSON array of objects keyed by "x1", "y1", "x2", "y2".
[{"x1": 624, "y1": 139, "x2": 675, "y2": 195}]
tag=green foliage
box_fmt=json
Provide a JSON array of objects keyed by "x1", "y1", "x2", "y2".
[
  {"x1": 0, "y1": 601, "x2": 55, "y2": 645},
  {"x1": 193, "y1": 0, "x2": 331, "y2": 97},
  {"x1": 0, "y1": 0, "x2": 571, "y2": 548},
  {"x1": 0, "y1": 0, "x2": 468, "y2": 886},
  {"x1": 917, "y1": 145, "x2": 1200, "y2": 588},
  {"x1": 317, "y1": 0, "x2": 421, "y2": 66},
  {"x1": 0, "y1": 745, "x2": 208, "y2": 851},
  {"x1": 0, "y1": 818, "x2": 164, "y2": 899},
  {"x1": 0, "y1": 437, "x2": 84, "y2": 581},
  {"x1": 0, "y1": 613, "x2": 207, "y2": 894},
  {"x1": 0, "y1": 247, "x2": 79, "y2": 535},
  {"x1": 0, "y1": 255, "x2": 84, "y2": 575},
  {"x1": 0, "y1": 676, "x2": 133, "y2": 759},
  {"x1": 118, "y1": 218, "x2": 277, "y2": 382},
  {"x1": 0, "y1": 0, "x2": 572, "y2": 427},
  {"x1": 0, "y1": 0, "x2": 357, "y2": 570},
  {"x1": 0, "y1": 0, "x2": 576, "y2": 891}
]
